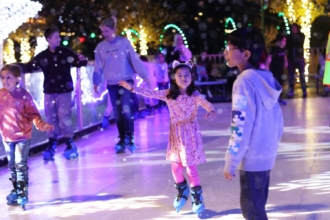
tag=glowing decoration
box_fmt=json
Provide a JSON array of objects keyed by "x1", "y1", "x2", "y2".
[
  {"x1": 34, "y1": 37, "x2": 48, "y2": 56},
  {"x1": 301, "y1": 0, "x2": 312, "y2": 78},
  {"x1": 121, "y1": 28, "x2": 140, "y2": 38},
  {"x1": 0, "y1": 0, "x2": 42, "y2": 66},
  {"x1": 62, "y1": 40, "x2": 69, "y2": 46},
  {"x1": 286, "y1": 0, "x2": 296, "y2": 23},
  {"x1": 161, "y1": 24, "x2": 188, "y2": 49},
  {"x1": 278, "y1": 12, "x2": 290, "y2": 35},
  {"x1": 139, "y1": 28, "x2": 148, "y2": 55},
  {"x1": 90, "y1": 32, "x2": 96, "y2": 38},
  {"x1": 3, "y1": 39, "x2": 16, "y2": 64},
  {"x1": 20, "y1": 38, "x2": 31, "y2": 62},
  {"x1": 224, "y1": 17, "x2": 236, "y2": 34},
  {"x1": 125, "y1": 30, "x2": 136, "y2": 52},
  {"x1": 323, "y1": 32, "x2": 330, "y2": 85}
]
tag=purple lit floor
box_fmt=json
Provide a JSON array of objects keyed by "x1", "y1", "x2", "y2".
[{"x1": 1, "y1": 97, "x2": 330, "y2": 219}]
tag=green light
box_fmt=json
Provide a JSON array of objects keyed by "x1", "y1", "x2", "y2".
[
  {"x1": 90, "y1": 32, "x2": 96, "y2": 38},
  {"x1": 248, "y1": 23, "x2": 252, "y2": 26},
  {"x1": 277, "y1": 26, "x2": 280, "y2": 30},
  {"x1": 160, "y1": 35, "x2": 163, "y2": 38},
  {"x1": 62, "y1": 40, "x2": 69, "y2": 46}
]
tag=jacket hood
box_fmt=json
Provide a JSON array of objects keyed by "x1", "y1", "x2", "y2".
[{"x1": 239, "y1": 69, "x2": 282, "y2": 110}]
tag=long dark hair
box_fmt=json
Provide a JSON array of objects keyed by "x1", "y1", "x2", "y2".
[{"x1": 166, "y1": 64, "x2": 198, "y2": 100}]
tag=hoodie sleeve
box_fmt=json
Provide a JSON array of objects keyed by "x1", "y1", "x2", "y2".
[
  {"x1": 224, "y1": 79, "x2": 256, "y2": 174},
  {"x1": 23, "y1": 92, "x2": 45, "y2": 130},
  {"x1": 126, "y1": 40, "x2": 149, "y2": 81},
  {"x1": 93, "y1": 45, "x2": 103, "y2": 85}
]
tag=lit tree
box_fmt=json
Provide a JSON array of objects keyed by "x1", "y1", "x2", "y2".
[{"x1": 3, "y1": 39, "x2": 16, "y2": 64}]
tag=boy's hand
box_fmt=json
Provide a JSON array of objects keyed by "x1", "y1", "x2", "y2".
[
  {"x1": 93, "y1": 84, "x2": 99, "y2": 94},
  {"x1": 41, "y1": 123, "x2": 54, "y2": 132},
  {"x1": 118, "y1": 80, "x2": 133, "y2": 91},
  {"x1": 224, "y1": 171, "x2": 235, "y2": 180},
  {"x1": 78, "y1": 53, "x2": 86, "y2": 61},
  {"x1": 205, "y1": 110, "x2": 216, "y2": 121}
]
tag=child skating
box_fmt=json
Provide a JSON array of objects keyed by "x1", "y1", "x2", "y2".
[
  {"x1": 0, "y1": 64, "x2": 54, "y2": 210},
  {"x1": 119, "y1": 60, "x2": 216, "y2": 214}
]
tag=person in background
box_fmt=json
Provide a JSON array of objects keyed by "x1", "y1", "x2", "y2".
[
  {"x1": 154, "y1": 52, "x2": 169, "y2": 109},
  {"x1": 286, "y1": 23, "x2": 307, "y2": 98},
  {"x1": 93, "y1": 16, "x2": 150, "y2": 154},
  {"x1": 267, "y1": 34, "x2": 288, "y2": 105}
]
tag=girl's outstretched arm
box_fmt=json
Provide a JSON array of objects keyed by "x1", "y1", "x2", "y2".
[{"x1": 119, "y1": 80, "x2": 167, "y2": 101}]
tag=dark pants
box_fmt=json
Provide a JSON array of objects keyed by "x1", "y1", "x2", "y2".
[
  {"x1": 107, "y1": 79, "x2": 134, "y2": 139},
  {"x1": 240, "y1": 170, "x2": 271, "y2": 220},
  {"x1": 288, "y1": 59, "x2": 306, "y2": 93},
  {"x1": 157, "y1": 82, "x2": 168, "y2": 107}
]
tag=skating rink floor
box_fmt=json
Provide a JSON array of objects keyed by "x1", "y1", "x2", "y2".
[{"x1": 1, "y1": 96, "x2": 330, "y2": 220}]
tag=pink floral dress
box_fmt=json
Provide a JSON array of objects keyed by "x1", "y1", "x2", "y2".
[{"x1": 133, "y1": 87, "x2": 215, "y2": 166}]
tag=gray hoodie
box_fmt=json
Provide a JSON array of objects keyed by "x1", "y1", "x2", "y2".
[
  {"x1": 93, "y1": 36, "x2": 148, "y2": 85},
  {"x1": 224, "y1": 69, "x2": 284, "y2": 174}
]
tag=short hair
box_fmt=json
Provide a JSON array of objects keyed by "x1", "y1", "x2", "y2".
[
  {"x1": 1, "y1": 64, "x2": 21, "y2": 78},
  {"x1": 100, "y1": 16, "x2": 117, "y2": 29},
  {"x1": 275, "y1": 34, "x2": 286, "y2": 42},
  {"x1": 44, "y1": 27, "x2": 59, "y2": 39},
  {"x1": 228, "y1": 27, "x2": 265, "y2": 68}
]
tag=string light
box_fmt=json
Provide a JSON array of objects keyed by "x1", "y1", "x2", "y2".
[
  {"x1": 139, "y1": 28, "x2": 148, "y2": 55},
  {"x1": 224, "y1": 17, "x2": 236, "y2": 34},
  {"x1": 278, "y1": 12, "x2": 290, "y2": 35},
  {"x1": 161, "y1": 24, "x2": 189, "y2": 49},
  {"x1": 301, "y1": 1, "x2": 312, "y2": 79},
  {"x1": 0, "y1": 0, "x2": 42, "y2": 66},
  {"x1": 125, "y1": 30, "x2": 136, "y2": 52},
  {"x1": 3, "y1": 39, "x2": 16, "y2": 64},
  {"x1": 20, "y1": 38, "x2": 31, "y2": 62},
  {"x1": 34, "y1": 37, "x2": 48, "y2": 56},
  {"x1": 286, "y1": 0, "x2": 296, "y2": 23}
]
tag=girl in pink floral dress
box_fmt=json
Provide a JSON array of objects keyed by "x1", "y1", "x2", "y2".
[{"x1": 119, "y1": 60, "x2": 216, "y2": 214}]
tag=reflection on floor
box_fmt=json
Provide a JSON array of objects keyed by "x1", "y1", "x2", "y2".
[{"x1": 1, "y1": 96, "x2": 330, "y2": 220}]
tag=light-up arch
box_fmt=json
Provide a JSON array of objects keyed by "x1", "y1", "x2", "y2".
[
  {"x1": 224, "y1": 17, "x2": 236, "y2": 34},
  {"x1": 159, "y1": 24, "x2": 188, "y2": 51},
  {"x1": 121, "y1": 28, "x2": 140, "y2": 38},
  {"x1": 278, "y1": 12, "x2": 291, "y2": 35}
]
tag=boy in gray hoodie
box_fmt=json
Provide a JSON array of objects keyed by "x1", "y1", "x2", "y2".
[{"x1": 223, "y1": 27, "x2": 284, "y2": 219}]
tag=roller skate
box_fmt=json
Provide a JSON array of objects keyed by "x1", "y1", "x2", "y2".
[
  {"x1": 42, "y1": 138, "x2": 57, "y2": 160},
  {"x1": 6, "y1": 178, "x2": 18, "y2": 206},
  {"x1": 190, "y1": 186, "x2": 205, "y2": 214},
  {"x1": 125, "y1": 135, "x2": 137, "y2": 154},
  {"x1": 115, "y1": 136, "x2": 126, "y2": 154},
  {"x1": 173, "y1": 180, "x2": 190, "y2": 213},
  {"x1": 17, "y1": 181, "x2": 28, "y2": 210},
  {"x1": 63, "y1": 138, "x2": 79, "y2": 160}
]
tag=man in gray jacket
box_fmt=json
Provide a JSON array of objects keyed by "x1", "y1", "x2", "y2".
[
  {"x1": 223, "y1": 27, "x2": 284, "y2": 220},
  {"x1": 93, "y1": 16, "x2": 150, "y2": 154}
]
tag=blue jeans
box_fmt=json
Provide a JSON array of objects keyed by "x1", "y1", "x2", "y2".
[
  {"x1": 240, "y1": 170, "x2": 270, "y2": 220},
  {"x1": 107, "y1": 79, "x2": 134, "y2": 139},
  {"x1": 3, "y1": 139, "x2": 31, "y2": 182}
]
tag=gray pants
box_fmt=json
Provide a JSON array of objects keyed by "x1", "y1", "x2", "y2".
[
  {"x1": 3, "y1": 140, "x2": 31, "y2": 182},
  {"x1": 44, "y1": 92, "x2": 74, "y2": 139}
]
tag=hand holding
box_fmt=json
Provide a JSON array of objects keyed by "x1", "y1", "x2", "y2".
[
  {"x1": 78, "y1": 53, "x2": 86, "y2": 61},
  {"x1": 118, "y1": 80, "x2": 133, "y2": 91},
  {"x1": 41, "y1": 123, "x2": 54, "y2": 132},
  {"x1": 93, "y1": 84, "x2": 99, "y2": 94},
  {"x1": 205, "y1": 110, "x2": 216, "y2": 121},
  {"x1": 224, "y1": 171, "x2": 235, "y2": 180}
]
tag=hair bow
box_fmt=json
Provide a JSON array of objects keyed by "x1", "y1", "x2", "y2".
[{"x1": 172, "y1": 60, "x2": 193, "y2": 70}]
